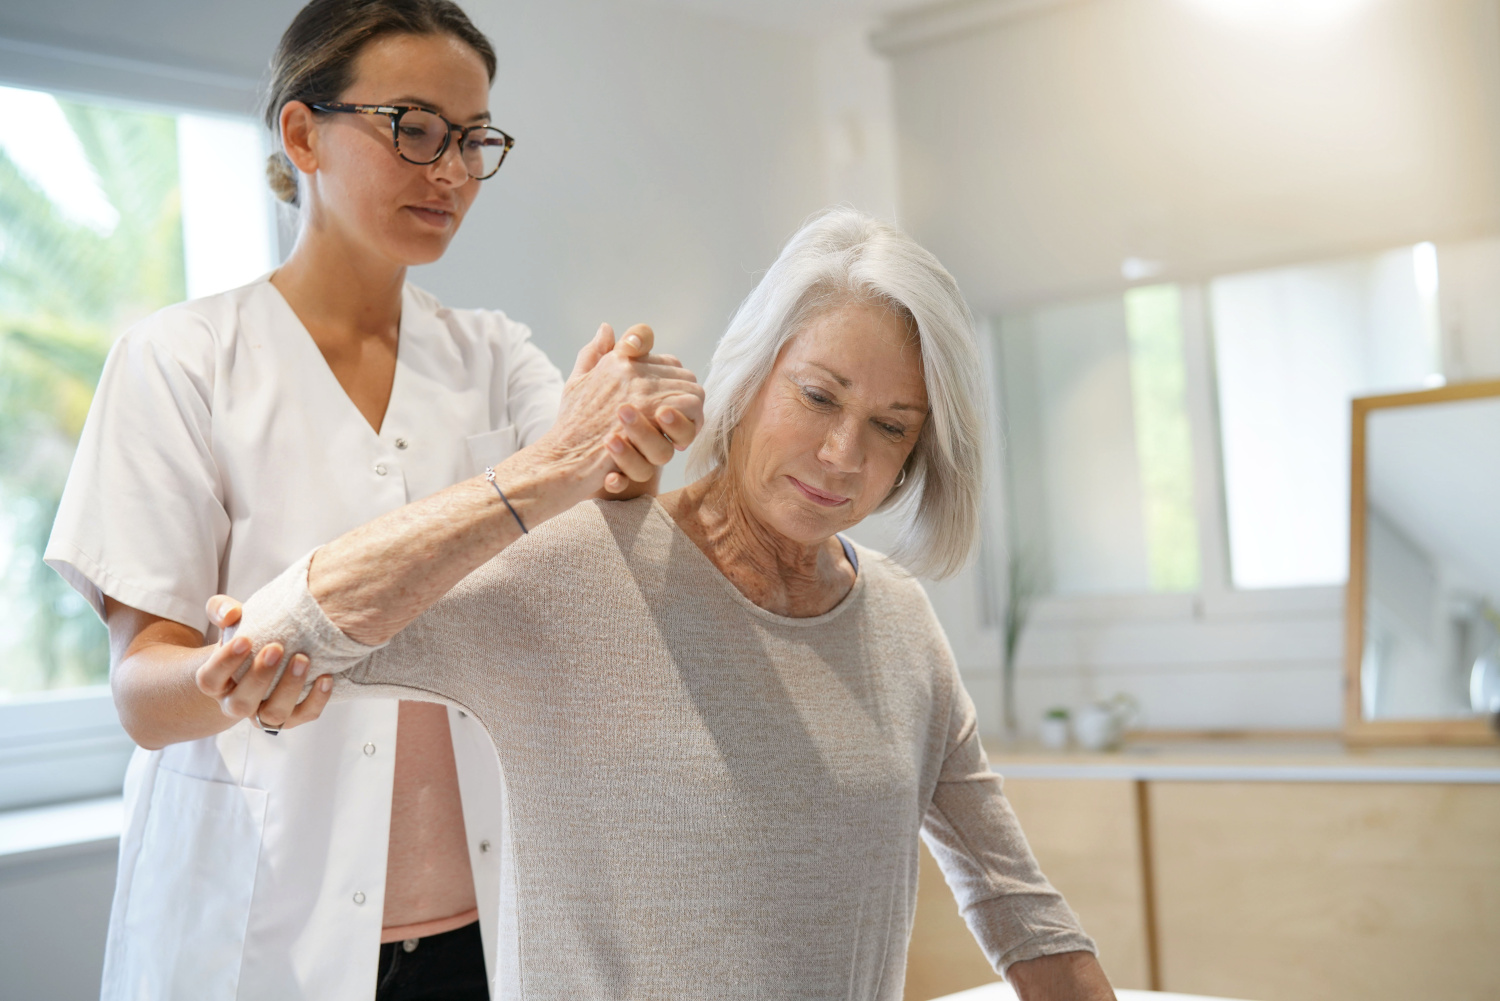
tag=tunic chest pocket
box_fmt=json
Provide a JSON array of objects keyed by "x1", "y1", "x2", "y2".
[{"x1": 465, "y1": 426, "x2": 520, "y2": 477}]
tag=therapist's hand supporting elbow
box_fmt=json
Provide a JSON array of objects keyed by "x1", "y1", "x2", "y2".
[{"x1": 105, "y1": 594, "x2": 336, "y2": 750}]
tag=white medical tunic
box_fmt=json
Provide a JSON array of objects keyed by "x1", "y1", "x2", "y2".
[{"x1": 45, "y1": 275, "x2": 563, "y2": 1001}]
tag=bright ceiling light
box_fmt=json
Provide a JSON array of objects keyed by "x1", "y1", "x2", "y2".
[{"x1": 1183, "y1": 0, "x2": 1375, "y2": 29}]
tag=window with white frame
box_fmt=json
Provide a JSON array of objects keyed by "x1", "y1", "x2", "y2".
[
  {"x1": 0, "y1": 84, "x2": 275, "y2": 702},
  {"x1": 1212, "y1": 245, "x2": 1442, "y2": 590},
  {"x1": 995, "y1": 244, "x2": 1447, "y2": 600},
  {"x1": 996, "y1": 284, "x2": 1199, "y2": 596},
  {"x1": 0, "y1": 83, "x2": 275, "y2": 810}
]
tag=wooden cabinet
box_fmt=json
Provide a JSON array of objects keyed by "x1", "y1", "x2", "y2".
[
  {"x1": 903, "y1": 764, "x2": 1500, "y2": 1001},
  {"x1": 1150, "y1": 781, "x2": 1500, "y2": 1001}
]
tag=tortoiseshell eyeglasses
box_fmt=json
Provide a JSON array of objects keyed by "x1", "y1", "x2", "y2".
[{"x1": 311, "y1": 102, "x2": 514, "y2": 179}]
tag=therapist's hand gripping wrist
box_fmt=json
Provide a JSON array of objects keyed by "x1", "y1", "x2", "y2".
[{"x1": 196, "y1": 594, "x2": 333, "y2": 732}]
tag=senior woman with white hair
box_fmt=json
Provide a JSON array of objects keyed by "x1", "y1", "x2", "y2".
[{"x1": 230, "y1": 209, "x2": 1116, "y2": 1000}]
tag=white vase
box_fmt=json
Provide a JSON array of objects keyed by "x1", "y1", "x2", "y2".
[
  {"x1": 1073, "y1": 694, "x2": 1142, "y2": 752},
  {"x1": 1073, "y1": 704, "x2": 1119, "y2": 751}
]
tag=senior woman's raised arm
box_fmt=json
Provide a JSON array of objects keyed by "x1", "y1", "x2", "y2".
[
  {"x1": 326, "y1": 324, "x2": 700, "y2": 638},
  {"x1": 923, "y1": 677, "x2": 1117, "y2": 1001}
]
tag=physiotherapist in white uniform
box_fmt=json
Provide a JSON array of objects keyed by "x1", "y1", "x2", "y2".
[{"x1": 44, "y1": 1, "x2": 704, "y2": 998}]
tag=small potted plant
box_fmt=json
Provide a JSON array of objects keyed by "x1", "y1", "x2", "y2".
[{"x1": 1039, "y1": 707, "x2": 1070, "y2": 750}]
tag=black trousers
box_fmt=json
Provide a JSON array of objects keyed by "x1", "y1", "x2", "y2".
[{"x1": 375, "y1": 921, "x2": 488, "y2": 1001}]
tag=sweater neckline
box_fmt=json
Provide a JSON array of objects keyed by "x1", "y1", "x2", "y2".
[{"x1": 643, "y1": 498, "x2": 868, "y2": 628}]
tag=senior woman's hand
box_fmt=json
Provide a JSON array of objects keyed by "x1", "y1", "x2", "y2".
[
  {"x1": 551, "y1": 322, "x2": 704, "y2": 495},
  {"x1": 1006, "y1": 951, "x2": 1117, "y2": 1001}
]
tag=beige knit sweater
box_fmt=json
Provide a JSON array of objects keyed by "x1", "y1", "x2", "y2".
[{"x1": 239, "y1": 497, "x2": 1094, "y2": 999}]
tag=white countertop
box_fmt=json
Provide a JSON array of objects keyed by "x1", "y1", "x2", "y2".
[
  {"x1": 938, "y1": 985, "x2": 1255, "y2": 1001},
  {"x1": 988, "y1": 740, "x2": 1500, "y2": 784}
]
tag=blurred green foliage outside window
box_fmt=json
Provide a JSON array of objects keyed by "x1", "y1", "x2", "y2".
[
  {"x1": 1125, "y1": 284, "x2": 1200, "y2": 593},
  {"x1": 0, "y1": 89, "x2": 186, "y2": 698}
]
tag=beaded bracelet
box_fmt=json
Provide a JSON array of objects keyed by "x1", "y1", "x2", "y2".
[{"x1": 484, "y1": 466, "x2": 528, "y2": 534}]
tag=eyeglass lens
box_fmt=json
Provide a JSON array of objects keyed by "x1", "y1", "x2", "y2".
[{"x1": 395, "y1": 109, "x2": 508, "y2": 178}]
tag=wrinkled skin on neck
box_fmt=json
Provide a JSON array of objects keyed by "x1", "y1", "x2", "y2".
[{"x1": 662, "y1": 299, "x2": 929, "y2": 617}]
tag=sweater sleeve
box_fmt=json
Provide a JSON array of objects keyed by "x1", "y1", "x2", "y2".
[
  {"x1": 228, "y1": 551, "x2": 388, "y2": 686},
  {"x1": 232, "y1": 548, "x2": 510, "y2": 707},
  {"x1": 921, "y1": 675, "x2": 1097, "y2": 974}
]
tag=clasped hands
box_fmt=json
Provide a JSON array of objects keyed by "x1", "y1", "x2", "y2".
[
  {"x1": 555, "y1": 321, "x2": 705, "y2": 497},
  {"x1": 194, "y1": 320, "x2": 703, "y2": 732}
]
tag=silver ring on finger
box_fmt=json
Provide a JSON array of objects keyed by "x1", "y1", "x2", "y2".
[{"x1": 255, "y1": 714, "x2": 282, "y2": 736}]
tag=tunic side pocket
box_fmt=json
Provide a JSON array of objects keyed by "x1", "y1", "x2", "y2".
[{"x1": 117, "y1": 768, "x2": 267, "y2": 1000}]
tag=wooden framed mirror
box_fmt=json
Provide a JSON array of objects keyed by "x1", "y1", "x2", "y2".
[{"x1": 1345, "y1": 379, "x2": 1500, "y2": 745}]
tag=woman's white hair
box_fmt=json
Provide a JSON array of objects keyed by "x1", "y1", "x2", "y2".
[{"x1": 688, "y1": 207, "x2": 986, "y2": 579}]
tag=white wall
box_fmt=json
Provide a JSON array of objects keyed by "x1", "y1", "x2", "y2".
[
  {"x1": 411, "y1": 1, "x2": 827, "y2": 383},
  {"x1": 0, "y1": 0, "x2": 294, "y2": 114},
  {"x1": 814, "y1": 25, "x2": 901, "y2": 223}
]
